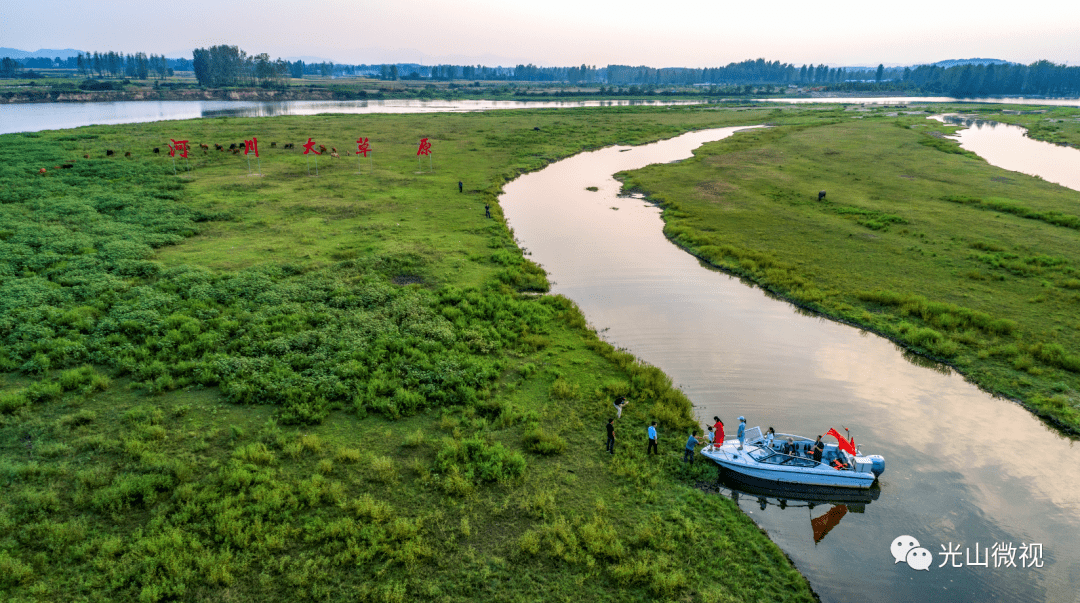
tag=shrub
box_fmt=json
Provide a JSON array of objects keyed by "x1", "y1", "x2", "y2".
[
  {"x1": 369, "y1": 454, "x2": 398, "y2": 483},
  {"x1": 0, "y1": 390, "x2": 29, "y2": 414},
  {"x1": 335, "y1": 447, "x2": 362, "y2": 463},
  {"x1": 522, "y1": 426, "x2": 567, "y2": 455},
  {"x1": 435, "y1": 436, "x2": 525, "y2": 483},
  {"x1": 549, "y1": 378, "x2": 579, "y2": 401},
  {"x1": 25, "y1": 380, "x2": 63, "y2": 404}
]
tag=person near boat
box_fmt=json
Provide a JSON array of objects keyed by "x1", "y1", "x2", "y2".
[
  {"x1": 706, "y1": 426, "x2": 715, "y2": 447},
  {"x1": 712, "y1": 416, "x2": 725, "y2": 447},
  {"x1": 812, "y1": 435, "x2": 825, "y2": 463},
  {"x1": 763, "y1": 427, "x2": 776, "y2": 449},
  {"x1": 684, "y1": 431, "x2": 699, "y2": 463},
  {"x1": 737, "y1": 416, "x2": 747, "y2": 448}
]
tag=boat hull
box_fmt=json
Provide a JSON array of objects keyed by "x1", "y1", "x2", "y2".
[{"x1": 701, "y1": 446, "x2": 877, "y2": 489}]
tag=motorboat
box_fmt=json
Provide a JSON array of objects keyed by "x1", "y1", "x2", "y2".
[{"x1": 700, "y1": 426, "x2": 885, "y2": 489}]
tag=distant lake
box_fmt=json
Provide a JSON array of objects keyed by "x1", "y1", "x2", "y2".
[
  {"x1": 4, "y1": 96, "x2": 1080, "y2": 135},
  {"x1": 0, "y1": 99, "x2": 706, "y2": 135}
]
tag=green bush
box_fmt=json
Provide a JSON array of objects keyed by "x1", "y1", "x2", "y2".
[
  {"x1": 435, "y1": 436, "x2": 526, "y2": 483},
  {"x1": 522, "y1": 426, "x2": 567, "y2": 455}
]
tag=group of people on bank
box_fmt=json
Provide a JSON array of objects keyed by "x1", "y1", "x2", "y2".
[{"x1": 605, "y1": 397, "x2": 830, "y2": 465}]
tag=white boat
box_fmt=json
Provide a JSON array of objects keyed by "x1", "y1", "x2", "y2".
[{"x1": 700, "y1": 426, "x2": 885, "y2": 489}]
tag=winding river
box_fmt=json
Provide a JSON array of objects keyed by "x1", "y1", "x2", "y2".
[
  {"x1": 6, "y1": 97, "x2": 1080, "y2": 600},
  {"x1": 500, "y1": 126, "x2": 1080, "y2": 603}
]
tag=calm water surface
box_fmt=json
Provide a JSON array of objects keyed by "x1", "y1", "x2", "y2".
[
  {"x1": 5, "y1": 96, "x2": 1079, "y2": 136},
  {"x1": 937, "y1": 115, "x2": 1080, "y2": 191},
  {"x1": 0, "y1": 98, "x2": 704, "y2": 135},
  {"x1": 500, "y1": 128, "x2": 1080, "y2": 603}
]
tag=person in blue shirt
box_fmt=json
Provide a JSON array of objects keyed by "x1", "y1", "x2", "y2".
[
  {"x1": 737, "y1": 416, "x2": 747, "y2": 448},
  {"x1": 684, "y1": 430, "x2": 699, "y2": 463},
  {"x1": 647, "y1": 421, "x2": 658, "y2": 455}
]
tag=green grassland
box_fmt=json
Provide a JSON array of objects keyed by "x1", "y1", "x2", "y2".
[
  {"x1": 0, "y1": 107, "x2": 816, "y2": 602},
  {"x1": 619, "y1": 105, "x2": 1080, "y2": 432}
]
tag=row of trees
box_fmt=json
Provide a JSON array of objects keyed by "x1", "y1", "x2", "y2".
[
  {"x1": 72, "y1": 51, "x2": 173, "y2": 79},
  {"x1": 898, "y1": 61, "x2": 1080, "y2": 97},
  {"x1": 191, "y1": 45, "x2": 301, "y2": 87}
]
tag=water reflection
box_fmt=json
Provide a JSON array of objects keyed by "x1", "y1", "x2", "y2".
[
  {"x1": 934, "y1": 114, "x2": 1080, "y2": 192},
  {"x1": 0, "y1": 98, "x2": 705, "y2": 135},
  {"x1": 500, "y1": 128, "x2": 1080, "y2": 603}
]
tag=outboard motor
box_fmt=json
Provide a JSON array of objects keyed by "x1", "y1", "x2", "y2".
[{"x1": 867, "y1": 455, "x2": 885, "y2": 477}]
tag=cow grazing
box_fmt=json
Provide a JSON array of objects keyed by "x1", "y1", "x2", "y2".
[
  {"x1": 38, "y1": 168, "x2": 47, "y2": 174},
  {"x1": 283, "y1": 143, "x2": 294, "y2": 149},
  {"x1": 270, "y1": 142, "x2": 277, "y2": 147},
  {"x1": 125, "y1": 151, "x2": 131, "y2": 157},
  {"x1": 199, "y1": 143, "x2": 209, "y2": 150},
  {"x1": 331, "y1": 147, "x2": 337, "y2": 153},
  {"x1": 106, "y1": 150, "x2": 114, "y2": 156},
  {"x1": 319, "y1": 145, "x2": 327, "y2": 153},
  {"x1": 153, "y1": 147, "x2": 160, "y2": 154},
  {"x1": 83, "y1": 154, "x2": 90, "y2": 159},
  {"x1": 215, "y1": 144, "x2": 224, "y2": 151},
  {"x1": 61, "y1": 163, "x2": 73, "y2": 169},
  {"x1": 331, "y1": 152, "x2": 340, "y2": 158},
  {"x1": 818, "y1": 190, "x2": 827, "y2": 201},
  {"x1": 231, "y1": 148, "x2": 240, "y2": 155},
  {"x1": 229, "y1": 143, "x2": 237, "y2": 150}
]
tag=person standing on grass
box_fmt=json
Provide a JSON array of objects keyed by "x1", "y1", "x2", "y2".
[
  {"x1": 712, "y1": 416, "x2": 725, "y2": 447},
  {"x1": 737, "y1": 416, "x2": 747, "y2": 448},
  {"x1": 684, "y1": 430, "x2": 699, "y2": 463},
  {"x1": 647, "y1": 421, "x2": 658, "y2": 455},
  {"x1": 606, "y1": 418, "x2": 616, "y2": 454},
  {"x1": 458, "y1": 180, "x2": 463, "y2": 193},
  {"x1": 705, "y1": 425, "x2": 715, "y2": 449}
]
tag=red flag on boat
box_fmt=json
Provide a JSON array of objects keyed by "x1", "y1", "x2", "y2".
[{"x1": 826, "y1": 428, "x2": 857, "y2": 456}]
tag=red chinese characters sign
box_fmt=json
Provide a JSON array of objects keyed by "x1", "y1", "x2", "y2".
[
  {"x1": 302, "y1": 138, "x2": 320, "y2": 155},
  {"x1": 244, "y1": 137, "x2": 259, "y2": 157},
  {"x1": 356, "y1": 138, "x2": 371, "y2": 157},
  {"x1": 417, "y1": 138, "x2": 432, "y2": 156},
  {"x1": 168, "y1": 139, "x2": 189, "y2": 158}
]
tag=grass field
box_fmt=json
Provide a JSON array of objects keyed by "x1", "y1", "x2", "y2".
[
  {"x1": 619, "y1": 104, "x2": 1080, "y2": 432},
  {"x1": 0, "y1": 106, "x2": 818, "y2": 602}
]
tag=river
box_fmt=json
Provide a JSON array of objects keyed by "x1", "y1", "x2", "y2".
[
  {"x1": 4, "y1": 96, "x2": 1080, "y2": 136},
  {"x1": 0, "y1": 98, "x2": 705, "y2": 135},
  {"x1": 499, "y1": 127, "x2": 1080, "y2": 603}
]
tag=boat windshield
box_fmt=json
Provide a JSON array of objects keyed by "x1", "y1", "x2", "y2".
[
  {"x1": 749, "y1": 448, "x2": 819, "y2": 467},
  {"x1": 748, "y1": 448, "x2": 776, "y2": 462}
]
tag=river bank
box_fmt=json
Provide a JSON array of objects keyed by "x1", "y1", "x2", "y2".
[
  {"x1": 618, "y1": 108, "x2": 1080, "y2": 434},
  {"x1": 0, "y1": 107, "x2": 816, "y2": 601}
]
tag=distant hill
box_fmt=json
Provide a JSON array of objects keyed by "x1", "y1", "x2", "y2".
[
  {"x1": 0, "y1": 48, "x2": 83, "y2": 60},
  {"x1": 928, "y1": 58, "x2": 1015, "y2": 68}
]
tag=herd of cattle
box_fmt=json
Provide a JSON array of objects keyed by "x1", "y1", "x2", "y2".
[{"x1": 39, "y1": 141, "x2": 349, "y2": 173}]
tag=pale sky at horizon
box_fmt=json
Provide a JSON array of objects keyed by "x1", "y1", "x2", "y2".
[{"x1": 4, "y1": 0, "x2": 1076, "y2": 68}]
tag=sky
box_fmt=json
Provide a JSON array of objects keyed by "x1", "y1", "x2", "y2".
[{"x1": 3, "y1": 0, "x2": 1077, "y2": 68}]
